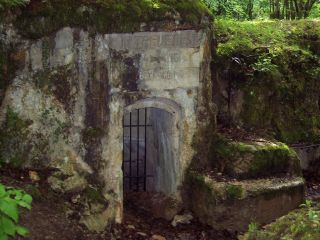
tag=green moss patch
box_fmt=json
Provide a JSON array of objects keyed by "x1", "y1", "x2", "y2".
[
  {"x1": 4, "y1": 0, "x2": 210, "y2": 39},
  {"x1": 225, "y1": 184, "x2": 243, "y2": 200}
]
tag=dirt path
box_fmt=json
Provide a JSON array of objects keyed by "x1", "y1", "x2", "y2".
[
  {"x1": 4, "y1": 166, "x2": 319, "y2": 240},
  {"x1": 0, "y1": 167, "x2": 237, "y2": 240}
]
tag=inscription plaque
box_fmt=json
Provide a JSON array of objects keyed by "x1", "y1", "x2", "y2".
[{"x1": 105, "y1": 30, "x2": 203, "y2": 51}]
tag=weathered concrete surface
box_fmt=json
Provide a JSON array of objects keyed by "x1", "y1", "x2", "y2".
[
  {"x1": 292, "y1": 144, "x2": 320, "y2": 171},
  {"x1": 0, "y1": 25, "x2": 213, "y2": 231},
  {"x1": 187, "y1": 172, "x2": 305, "y2": 232}
]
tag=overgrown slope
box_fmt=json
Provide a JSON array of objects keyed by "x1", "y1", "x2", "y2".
[{"x1": 213, "y1": 20, "x2": 320, "y2": 144}]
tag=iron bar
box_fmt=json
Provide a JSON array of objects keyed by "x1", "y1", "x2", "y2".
[
  {"x1": 122, "y1": 116, "x2": 124, "y2": 190},
  {"x1": 129, "y1": 112, "x2": 132, "y2": 190},
  {"x1": 136, "y1": 109, "x2": 140, "y2": 191},
  {"x1": 144, "y1": 108, "x2": 147, "y2": 191}
]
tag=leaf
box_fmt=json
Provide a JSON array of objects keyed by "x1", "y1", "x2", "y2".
[
  {"x1": 17, "y1": 201, "x2": 31, "y2": 210},
  {"x1": 0, "y1": 185, "x2": 5, "y2": 198},
  {"x1": 13, "y1": 190, "x2": 22, "y2": 201},
  {"x1": 0, "y1": 233, "x2": 8, "y2": 240},
  {"x1": 16, "y1": 226, "x2": 29, "y2": 237},
  {"x1": 21, "y1": 194, "x2": 32, "y2": 205},
  {"x1": 1, "y1": 216, "x2": 16, "y2": 236},
  {"x1": 0, "y1": 200, "x2": 18, "y2": 222}
]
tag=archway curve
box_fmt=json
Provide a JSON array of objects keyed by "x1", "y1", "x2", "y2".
[{"x1": 125, "y1": 97, "x2": 182, "y2": 117}]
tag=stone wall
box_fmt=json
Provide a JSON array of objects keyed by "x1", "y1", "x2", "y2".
[{"x1": 0, "y1": 24, "x2": 213, "y2": 230}]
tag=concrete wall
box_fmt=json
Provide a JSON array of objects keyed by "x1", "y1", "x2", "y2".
[
  {"x1": 292, "y1": 144, "x2": 320, "y2": 171},
  {"x1": 0, "y1": 25, "x2": 213, "y2": 227}
]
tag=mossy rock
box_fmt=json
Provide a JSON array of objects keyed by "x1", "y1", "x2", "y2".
[{"x1": 208, "y1": 134, "x2": 301, "y2": 179}]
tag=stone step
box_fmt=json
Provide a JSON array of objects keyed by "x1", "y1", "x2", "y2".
[{"x1": 187, "y1": 171, "x2": 305, "y2": 232}]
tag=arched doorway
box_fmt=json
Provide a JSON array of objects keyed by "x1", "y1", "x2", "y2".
[{"x1": 123, "y1": 98, "x2": 181, "y2": 196}]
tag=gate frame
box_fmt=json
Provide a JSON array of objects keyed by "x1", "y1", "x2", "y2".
[{"x1": 123, "y1": 97, "x2": 182, "y2": 195}]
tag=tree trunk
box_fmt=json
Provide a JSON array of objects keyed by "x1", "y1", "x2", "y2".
[{"x1": 247, "y1": 0, "x2": 255, "y2": 20}]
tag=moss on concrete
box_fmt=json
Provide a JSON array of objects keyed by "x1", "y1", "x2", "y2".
[
  {"x1": 225, "y1": 184, "x2": 243, "y2": 200},
  {"x1": 84, "y1": 186, "x2": 106, "y2": 204},
  {"x1": 207, "y1": 134, "x2": 301, "y2": 179},
  {"x1": 2, "y1": 0, "x2": 211, "y2": 39},
  {"x1": 0, "y1": 107, "x2": 32, "y2": 167}
]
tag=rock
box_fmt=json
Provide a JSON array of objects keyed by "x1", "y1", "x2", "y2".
[
  {"x1": 64, "y1": 174, "x2": 88, "y2": 193},
  {"x1": 126, "y1": 192, "x2": 182, "y2": 221},
  {"x1": 29, "y1": 171, "x2": 40, "y2": 182},
  {"x1": 137, "y1": 232, "x2": 147, "y2": 237},
  {"x1": 80, "y1": 207, "x2": 111, "y2": 232},
  {"x1": 171, "y1": 213, "x2": 193, "y2": 227},
  {"x1": 71, "y1": 194, "x2": 81, "y2": 204},
  {"x1": 151, "y1": 235, "x2": 166, "y2": 240},
  {"x1": 48, "y1": 173, "x2": 88, "y2": 193},
  {"x1": 177, "y1": 233, "x2": 196, "y2": 240},
  {"x1": 127, "y1": 225, "x2": 135, "y2": 229}
]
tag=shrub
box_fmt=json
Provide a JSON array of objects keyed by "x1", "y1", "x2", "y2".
[{"x1": 0, "y1": 183, "x2": 32, "y2": 239}]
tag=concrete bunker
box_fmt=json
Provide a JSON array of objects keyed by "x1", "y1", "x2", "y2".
[{"x1": 0, "y1": 25, "x2": 213, "y2": 229}]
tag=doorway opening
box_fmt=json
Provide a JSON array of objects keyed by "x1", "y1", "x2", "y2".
[{"x1": 123, "y1": 107, "x2": 175, "y2": 194}]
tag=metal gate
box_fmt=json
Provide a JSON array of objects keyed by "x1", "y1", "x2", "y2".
[{"x1": 123, "y1": 108, "x2": 152, "y2": 192}]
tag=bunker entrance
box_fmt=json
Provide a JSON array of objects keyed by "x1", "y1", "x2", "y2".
[{"x1": 123, "y1": 107, "x2": 175, "y2": 194}]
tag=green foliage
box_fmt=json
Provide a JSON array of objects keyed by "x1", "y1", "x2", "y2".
[
  {"x1": 309, "y1": 3, "x2": 320, "y2": 18},
  {"x1": 251, "y1": 55, "x2": 278, "y2": 72},
  {"x1": 203, "y1": 0, "x2": 320, "y2": 20},
  {"x1": 203, "y1": 0, "x2": 250, "y2": 19},
  {"x1": 0, "y1": 0, "x2": 29, "y2": 10},
  {"x1": 241, "y1": 200, "x2": 320, "y2": 240},
  {"x1": 0, "y1": 183, "x2": 32, "y2": 239},
  {"x1": 247, "y1": 222, "x2": 259, "y2": 238}
]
